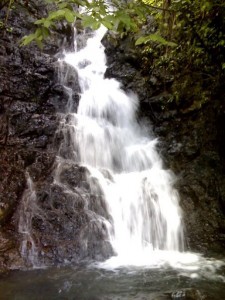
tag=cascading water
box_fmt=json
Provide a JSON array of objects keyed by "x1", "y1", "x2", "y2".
[
  {"x1": 4, "y1": 15, "x2": 224, "y2": 300},
  {"x1": 60, "y1": 26, "x2": 184, "y2": 267},
  {"x1": 6, "y1": 22, "x2": 225, "y2": 300},
  {"x1": 18, "y1": 173, "x2": 41, "y2": 268}
]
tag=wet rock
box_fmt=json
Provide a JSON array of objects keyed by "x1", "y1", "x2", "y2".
[
  {"x1": 0, "y1": 148, "x2": 26, "y2": 225},
  {"x1": 0, "y1": 0, "x2": 68, "y2": 270},
  {"x1": 0, "y1": 231, "x2": 23, "y2": 272},
  {"x1": 153, "y1": 288, "x2": 208, "y2": 300},
  {"x1": 0, "y1": 234, "x2": 14, "y2": 255},
  {"x1": 171, "y1": 288, "x2": 205, "y2": 300},
  {"x1": 11, "y1": 162, "x2": 114, "y2": 267},
  {"x1": 59, "y1": 163, "x2": 90, "y2": 190},
  {"x1": 30, "y1": 179, "x2": 114, "y2": 265}
]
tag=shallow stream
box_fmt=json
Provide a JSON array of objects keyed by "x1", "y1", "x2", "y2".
[{"x1": 0, "y1": 259, "x2": 224, "y2": 300}]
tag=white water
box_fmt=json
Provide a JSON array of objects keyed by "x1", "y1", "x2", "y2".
[
  {"x1": 18, "y1": 173, "x2": 43, "y2": 268},
  {"x1": 61, "y1": 26, "x2": 186, "y2": 268}
]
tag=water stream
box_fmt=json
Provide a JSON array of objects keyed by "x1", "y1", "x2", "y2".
[
  {"x1": 12, "y1": 26, "x2": 225, "y2": 299},
  {"x1": 60, "y1": 26, "x2": 184, "y2": 268},
  {"x1": 18, "y1": 173, "x2": 39, "y2": 268}
]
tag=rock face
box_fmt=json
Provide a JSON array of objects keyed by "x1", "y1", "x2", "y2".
[
  {"x1": 0, "y1": 1, "x2": 69, "y2": 270},
  {"x1": 17, "y1": 161, "x2": 113, "y2": 268},
  {"x1": 103, "y1": 32, "x2": 225, "y2": 255},
  {"x1": 0, "y1": 2, "x2": 113, "y2": 270}
]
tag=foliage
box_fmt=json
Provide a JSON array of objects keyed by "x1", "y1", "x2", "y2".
[
  {"x1": 19, "y1": 0, "x2": 177, "y2": 48},
  {"x1": 1, "y1": 0, "x2": 224, "y2": 103},
  {"x1": 17, "y1": 0, "x2": 224, "y2": 72},
  {"x1": 167, "y1": 0, "x2": 225, "y2": 71},
  {"x1": 135, "y1": 33, "x2": 177, "y2": 47},
  {"x1": 135, "y1": 0, "x2": 225, "y2": 104}
]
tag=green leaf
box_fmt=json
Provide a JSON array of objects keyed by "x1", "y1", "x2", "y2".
[
  {"x1": 42, "y1": 27, "x2": 50, "y2": 38},
  {"x1": 35, "y1": 28, "x2": 42, "y2": 37},
  {"x1": 114, "y1": 12, "x2": 137, "y2": 31},
  {"x1": 20, "y1": 34, "x2": 36, "y2": 46},
  {"x1": 102, "y1": 20, "x2": 113, "y2": 29},
  {"x1": 147, "y1": 33, "x2": 168, "y2": 44},
  {"x1": 101, "y1": 16, "x2": 113, "y2": 29},
  {"x1": 99, "y1": 3, "x2": 107, "y2": 15},
  {"x1": 166, "y1": 41, "x2": 177, "y2": 47},
  {"x1": 117, "y1": 14, "x2": 131, "y2": 26},
  {"x1": 64, "y1": 10, "x2": 75, "y2": 23},
  {"x1": 34, "y1": 19, "x2": 45, "y2": 25},
  {"x1": 92, "y1": 21, "x2": 101, "y2": 30},
  {"x1": 36, "y1": 32, "x2": 43, "y2": 41},
  {"x1": 75, "y1": 0, "x2": 89, "y2": 7},
  {"x1": 103, "y1": 15, "x2": 115, "y2": 23},
  {"x1": 58, "y1": 2, "x2": 68, "y2": 9},
  {"x1": 49, "y1": 10, "x2": 65, "y2": 20},
  {"x1": 73, "y1": 11, "x2": 82, "y2": 18},
  {"x1": 112, "y1": 18, "x2": 120, "y2": 31},
  {"x1": 135, "y1": 34, "x2": 177, "y2": 47},
  {"x1": 82, "y1": 15, "x2": 98, "y2": 28},
  {"x1": 135, "y1": 36, "x2": 150, "y2": 46},
  {"x1": 43, "y1": 20, "x2": 52, "y2": 28},
  {"x1": 35, "y1": 38, "x2": 43, "y2": 49}
]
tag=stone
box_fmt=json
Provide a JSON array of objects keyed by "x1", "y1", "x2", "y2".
[{"x1": 171, "y1": 288, "x2": 205, "y2": 300}]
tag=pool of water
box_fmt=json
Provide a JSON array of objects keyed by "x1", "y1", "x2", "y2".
[{"x1": 1, "y1": 257, "x2": 224, "y2": 300}]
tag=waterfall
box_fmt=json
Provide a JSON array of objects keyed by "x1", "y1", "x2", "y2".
[
  {"x1": 18, "y1": 173, "x2": 41, "y2": 268},
  {"x1": 59, "y1": 26, "x2": 184, "y2": 267}
]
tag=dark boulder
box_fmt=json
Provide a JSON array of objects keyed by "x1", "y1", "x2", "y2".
[{"x1": 17, "y1": 163, "x2": 114, "y2": 267}]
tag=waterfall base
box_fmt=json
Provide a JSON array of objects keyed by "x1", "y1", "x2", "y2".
[{"x1": 0, "y1": 260, "x2": 224, "y2": 300}]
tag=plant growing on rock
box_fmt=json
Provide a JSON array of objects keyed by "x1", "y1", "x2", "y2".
[{"x1": 2, "y1": 0, "x2": 223, "y2": 105}]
